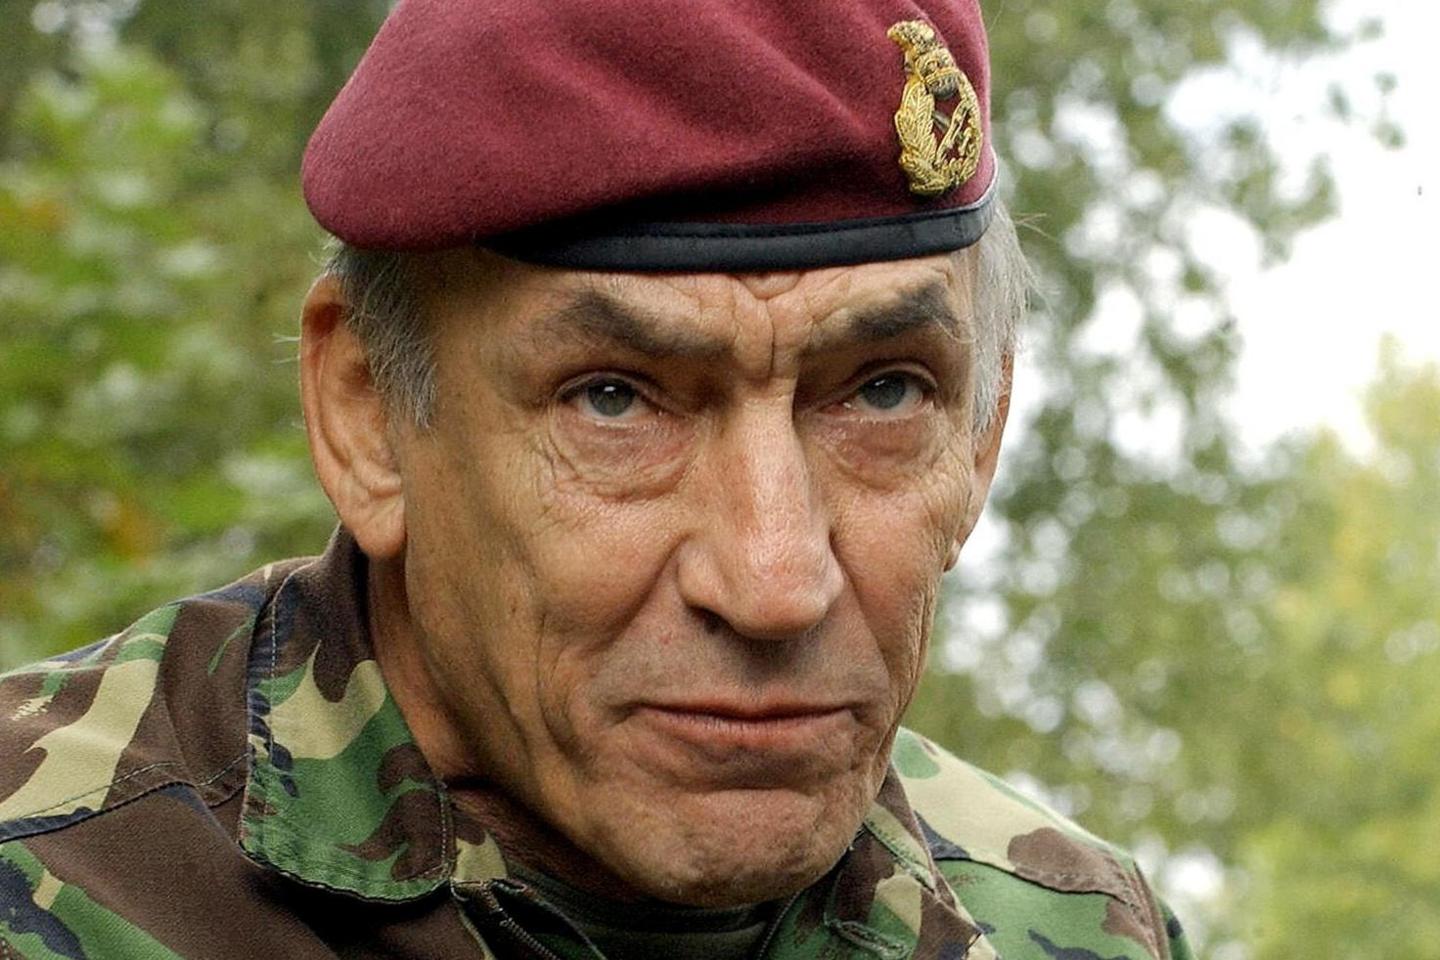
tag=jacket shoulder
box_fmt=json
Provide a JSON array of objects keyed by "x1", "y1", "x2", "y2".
[
  {"x1": 0, "y1": 567, "x2": 289, "y2": 843},
  {"x1": 0, "y1": 603, "x2": 183, "y2": 838},
  {"x1": 893, "y1": 726, "x2": 1135, "y2": 882},
  {"x1": 892, "y1": 726, "x2": 1183, "y2": 959}
]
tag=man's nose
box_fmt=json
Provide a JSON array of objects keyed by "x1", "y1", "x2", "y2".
[{"x1": 676, "y1": 411, "x2": 844, "y2": 641}]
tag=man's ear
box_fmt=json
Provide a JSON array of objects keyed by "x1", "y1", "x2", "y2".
[
  {"x1": 946, "y1": 353, "x2": 1012, "y2": 571},
  {"x1": 300, "y1": 274, "x2": 407, "y2": 560}
]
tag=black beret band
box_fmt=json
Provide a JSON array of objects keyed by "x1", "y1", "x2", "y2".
[{"x1": 488, "y1": 181, "x2": 997, "y2": 273}]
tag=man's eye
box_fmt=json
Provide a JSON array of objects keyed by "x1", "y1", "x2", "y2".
[
  {"x1": 569, "y1": 377, "x2": 644, "y2": 419},
  {"x1": 845, "y1": 372, "x2": 928, "y2": 415}
]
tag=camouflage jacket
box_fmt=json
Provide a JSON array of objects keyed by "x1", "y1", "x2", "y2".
[{"x1": 1, "y1": 531, "x2": 1192, "y2": 960}]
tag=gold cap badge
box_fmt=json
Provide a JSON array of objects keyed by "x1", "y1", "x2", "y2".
[{"x1": 888, "y1": 20, "x2": 984, "y2": 198}]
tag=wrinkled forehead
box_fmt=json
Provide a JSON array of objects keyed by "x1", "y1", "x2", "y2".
[
  {"x1": 604, "y1": 253, "x2": 970, "y2": 324},
  {"x1": 421, "y1": 247, "x2": 976, "y2": 360}
]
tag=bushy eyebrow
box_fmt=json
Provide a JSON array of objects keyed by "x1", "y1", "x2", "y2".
[
  {"x1": 537, "y1": 289, "x2": 728, "y2": 360},
  {"x1": 532, "y1": 281, "x2": 963, "y2": 360},
  {"x1": 807, "y1": 282, "x2": 963, "y2": 355}
]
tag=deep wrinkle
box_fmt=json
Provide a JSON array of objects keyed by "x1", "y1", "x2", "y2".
[
  {"x1": 525, "y1": 281, "x2": 966, "y2": 371},
  {"x1": 348, "y1": 253, "x2": 1003, "y2": 909}
]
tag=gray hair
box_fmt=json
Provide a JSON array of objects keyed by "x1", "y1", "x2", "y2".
[
  {"x1": 967, "y1": 199, "x2": 1028, "y2": 434},
  {"x1": 324, "y1": 201, "x2": 1028, "y2": 433},
  {"x1": 323, "y1": 243, "x2": 437, "y2": 427}
]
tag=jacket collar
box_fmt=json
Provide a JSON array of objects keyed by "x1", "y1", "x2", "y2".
[
  {"x1": 239, "y1": 529, "x2": 454, "y2": 900},
  {"x1": 237, "y1": 529, "x2": 998, "y2": 957},
  {"x1": 749, "y1": 771, "x2": 997, "y2": 960}
]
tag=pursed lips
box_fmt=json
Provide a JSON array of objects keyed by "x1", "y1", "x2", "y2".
[{"x1": 628, "y1": 699, "x2": 860, "y2": 764}]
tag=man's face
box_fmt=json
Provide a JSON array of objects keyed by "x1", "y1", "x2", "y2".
[{"x1": 390, "y1": 250, "x2": 999, "y2": 905}]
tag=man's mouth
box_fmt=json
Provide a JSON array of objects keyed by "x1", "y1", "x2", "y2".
[{"x1": 627, "y1": 701, "x2": 859, "y2": 777}]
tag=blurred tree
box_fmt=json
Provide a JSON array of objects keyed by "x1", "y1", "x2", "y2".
[
  {"x1": 0, "y1": 0, "x2": 1421, "y2": 955},
  {"x1": 896, "y1": 0, "x2": 1398, "y2": 953},
  {"x1": 0, "y1": 41, "x2": 332, "y2": 663},
  {"x1": 1234, "y1": 347, "x2": 1440, "y2": 956},
  {"x1": 908, "y1": 349, "x2": 1440, "y2": 954}
]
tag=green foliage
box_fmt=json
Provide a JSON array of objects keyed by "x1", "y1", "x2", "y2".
[
  {"x1": 0, "y1": 40, "x2": 333, "y2": 662},
  {"x1": 0, "y1": 1, "x2": 1427, "y2": 954},
  {"x1": 1235, "y1": 349, "x2": 1440, "y2": 956},
  {"x1": 897, "y1": 0, "x2": 1424, "y2": 953},
  {"x1": 909, "y1": 351, "x2": 1440, "y2": 954}
]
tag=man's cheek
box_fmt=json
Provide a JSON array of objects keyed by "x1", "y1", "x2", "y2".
[
  {"x1": 843, "y1": 485, "x2": 964, "y2": 591},
  {"x1": 917, "y1": 444, "x2": 977, "y2": 558},
  {"x1": 851, "y1": 504, "x2": 947, "y2": 712}
]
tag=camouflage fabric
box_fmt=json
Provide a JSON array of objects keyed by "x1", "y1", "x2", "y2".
[{"x1": 1, "y1": 530, "x2": 1193, "y2": 959}]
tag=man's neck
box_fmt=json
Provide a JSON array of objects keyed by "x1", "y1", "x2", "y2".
[
  {"x1": 450, "y1": 784, "x2": 656, "y2": 903},
  {"x1": 365, "y1": 556, "x2": 481, "y2": 781},
  {"x1": 508, "y1": 861, "x2": 781, "y2": 960}
]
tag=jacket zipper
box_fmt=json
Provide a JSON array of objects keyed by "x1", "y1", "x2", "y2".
[
  {"x1": 750, "y1": 891, "x2": 803, "y2": 960},
  {"x1": 459, "y1": 881, "x2": 569, "y2": 960},
  {"x1": 493, "y1": 912, "x2": 567, "y2": 960}
]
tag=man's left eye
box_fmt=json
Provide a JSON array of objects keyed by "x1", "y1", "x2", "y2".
[
  {"x1": 563, "y1": 376, "x2": 652, "y2": 421},
  {"x1": 844, "y1": 372, "x2": 929, "y2": 416}
]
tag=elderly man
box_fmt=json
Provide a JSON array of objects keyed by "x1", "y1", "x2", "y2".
[{"x1": 0, "y1": 1, "x2": 1190, "y2": 957}]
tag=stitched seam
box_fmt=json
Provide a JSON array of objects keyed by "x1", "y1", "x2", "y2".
[
  {"x1": 1020, "y1": 866, "x2": 1137, "y2": 885},
  {"x1": 5, "y1": 744, "x2": 248, "y2": 823},
  {"x1": 1021, "y1": 867, "x2": 1139, "y2": 908},
  {"x1": 261, "y1": 849, "x2": 445, "y2": 891},
  {"x1": 1123, "y1": 866, "x2": 1164, "y2": 958},
  {"x1": 1126, "y1": 896, "x2": 1161, "y2": 958},
  {"x1": 434, "y1": 781, "x2": 452, "y2": 881},
  {"x1": 203, "y1": 775, "x2": 245, "y2": 810},
  {"x1": 390, "y1": 788, "x2": 452, "y2": 881},
  {"x1": 954, "y1": 856, "x2": 1141, "y2": 905},
  {"x1": 1, "y1": 776, "x2": 230, "y2": 847},
  {"x1": 4, "y1": 747, "x2": 245, "y2": 827},
  {"x1": 195, "y1": 751, "x2": 248, "y2": 799},
  {"x1": 250, "y1": 563, "x2": 299, "y2": 860},
  {"x1": 861, "y1": 820, "x2": 933, "y2": 888},
  {"x1": 240, "y1": 855, "x2": 440, "y2": 903},
  {"x1": 6, "y1": 760, "x2": 181, "y2": 821},
  {"x1": 826, "y1": 918, "x2": 907, "y2": 960},
  {"x1": 1120, "y1": 869, "x2": 1150, "y2": 952},
  {"x1": 946, "y1": 841, "x2": 1140, "y2": 907},
  {"x1": 249, "y1": 565, "x2": 448, "y2": 890},
  {"x1": 1111, "y1": 861, "x2": 1151, "y2": 930}
]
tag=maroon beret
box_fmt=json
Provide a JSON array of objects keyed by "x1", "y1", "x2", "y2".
[{"x1": 303, "y1": 0, "x2": 997, "y2": 271}]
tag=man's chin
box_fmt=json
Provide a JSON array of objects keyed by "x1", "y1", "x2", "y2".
[{"x1": 583, "y1": 784, "x2": 863, "y2": 908}]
